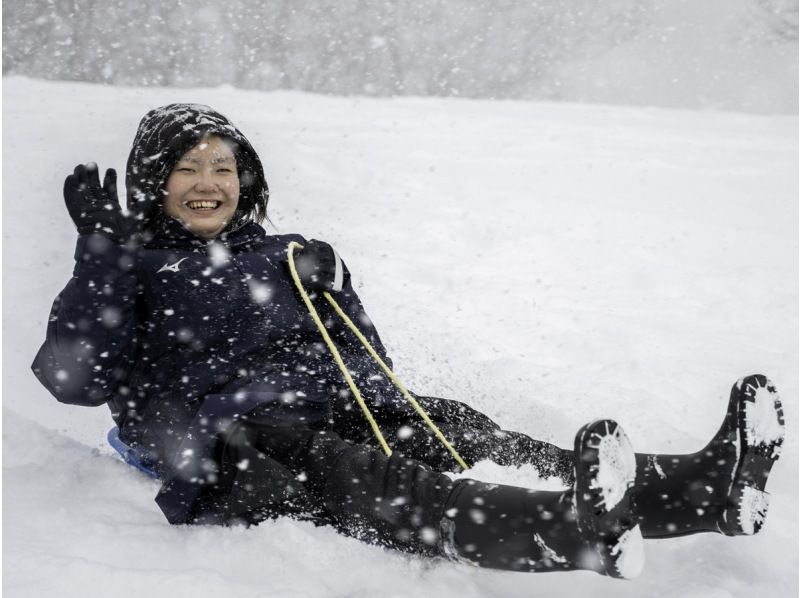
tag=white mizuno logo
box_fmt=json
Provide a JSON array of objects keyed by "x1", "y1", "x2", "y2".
[{"x1": 157, "y1": 258, "x2": 189, "y2": 273}]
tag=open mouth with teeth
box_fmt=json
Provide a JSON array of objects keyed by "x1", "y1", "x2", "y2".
[{"x1": 184, "y1": 200, "x2": 222, "y2": 211}]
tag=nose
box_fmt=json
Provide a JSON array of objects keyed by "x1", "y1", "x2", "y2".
[{"x1": 193, "y1": 169, "x2": 218, "y2": 193}]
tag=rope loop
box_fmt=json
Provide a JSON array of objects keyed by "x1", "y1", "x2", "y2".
[{"x1": 286, "y1": 241, "x2": 470, "y2": 470}]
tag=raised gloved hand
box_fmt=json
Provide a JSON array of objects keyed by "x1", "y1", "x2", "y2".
[
  {"x1": 64, "y1": 163, "x2": 136, "y2": 244},
  {"x1": 293, "y1": 239, "x2": 345, "y2": 293}
]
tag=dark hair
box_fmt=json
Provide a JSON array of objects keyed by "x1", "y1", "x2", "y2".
[{"x1": 126, "y1": 103, "x2": 270, "y2": 233}]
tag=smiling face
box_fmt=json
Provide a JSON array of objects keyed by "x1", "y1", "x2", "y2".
[{"x1": 163, "y1": 135, "x2": 240, "y2": 239}]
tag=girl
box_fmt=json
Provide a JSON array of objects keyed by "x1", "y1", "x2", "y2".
[{"x1": 32, "y1": 104, "x2": 784, "y2": 580}]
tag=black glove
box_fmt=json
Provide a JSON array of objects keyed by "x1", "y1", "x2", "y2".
[
  {"x1": 64, "y1": 163, "x2": 136, "y2": 244},
  {"x1": 293, "y1": 239, "x2": 345, "y2": 293}
]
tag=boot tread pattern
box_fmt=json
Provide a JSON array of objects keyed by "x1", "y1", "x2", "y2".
[
  {"x1": 574, "y1": 419, "x2": 644, "y2": 579},
  {"x1": 725, "y1": 374, "x2": 785, "y2": 535},
  {"x1": 740, "y1": 376, "x2": 784, "y2": 460}
]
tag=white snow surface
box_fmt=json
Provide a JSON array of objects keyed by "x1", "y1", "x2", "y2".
[{"x1": 2, "y1": 76, "x2": 798, "y2": 597}]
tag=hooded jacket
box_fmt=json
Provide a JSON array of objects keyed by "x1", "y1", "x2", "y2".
[
  {"x1": 32, "y1": 105, "x2": 402, "y2": 474},
  {"x1": 126, "y1": 103, "x2": 269, "y2": 234}
]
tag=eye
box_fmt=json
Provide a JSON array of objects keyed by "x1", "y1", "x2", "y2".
[{"x1": 175, "y1": 166, "x2": 195, "y2": 173}]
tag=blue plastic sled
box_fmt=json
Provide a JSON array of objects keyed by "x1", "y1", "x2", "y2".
[{"x1": 107, "y1": 427, "x2": 160, "y2": 480}]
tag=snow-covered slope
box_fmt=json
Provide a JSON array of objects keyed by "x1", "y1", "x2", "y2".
[{"x1": 3, "y1": 76, "x2": 797, "y2": 597}]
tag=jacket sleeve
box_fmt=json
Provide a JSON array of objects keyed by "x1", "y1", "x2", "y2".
[{"x1": 31, "y1": 233, "x2": 140, "y2": 406}]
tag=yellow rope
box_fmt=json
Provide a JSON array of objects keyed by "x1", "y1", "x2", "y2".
[
  {"x1": 323, "y1": 293, "x2": 470, "y2": 471},
  {"x1": 287, "y1": 241, "x2": 470, "y2": 470},
  {"x1": 287, "y1": 241, "x2": 392, "y2": 456}
]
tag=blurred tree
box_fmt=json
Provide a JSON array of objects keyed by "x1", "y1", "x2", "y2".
[
  {"x1": 755, "y1": 0, "x2": 799, "y2": 41},
  {"x1": 2, "y1": 0, "x2": 796, "y2": 112}
]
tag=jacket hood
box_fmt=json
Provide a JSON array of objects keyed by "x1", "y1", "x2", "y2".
[{"x1": 125, "y1": 103, "x2": 269, "y2": 234}]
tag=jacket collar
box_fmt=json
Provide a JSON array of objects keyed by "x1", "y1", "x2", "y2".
[{"x1": 144, "y1": 216, "x2": 267, "y2": 251}]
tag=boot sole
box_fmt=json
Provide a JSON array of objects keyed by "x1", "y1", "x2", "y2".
[
  {"x1": 722, "y1": 375, "x2": 785, "y2": 535},
  {"x1": 574, "y1": 419, "x2": 644, "y2": 579}
]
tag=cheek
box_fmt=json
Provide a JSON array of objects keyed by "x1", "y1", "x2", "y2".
[
  {"x1": 163, "y1": 196, "x2": 177, "y2": 215},
  {"x1": 225, "y1": 179, "x2": 241, "y2": 204},
  {"x1": 163, "y1": 177, "x2": 184, "y2": 215}
]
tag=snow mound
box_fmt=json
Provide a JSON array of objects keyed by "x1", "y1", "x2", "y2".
[{"x1": 3, "y1": 76, "x2": 797, "y2": 598}]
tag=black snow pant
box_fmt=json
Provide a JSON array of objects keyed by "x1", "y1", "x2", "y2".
[
  {"x1": 375, "y1": 395, "x2": 754, "y2": 540},
  {"x1": 186, "y1": 394, "x2": 595, "y2": 572},
  {"x1": 180, "y1": 385, "x2": 761, "y2": 570}
]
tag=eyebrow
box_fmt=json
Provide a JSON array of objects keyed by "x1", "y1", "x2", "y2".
[{"x1": 178, "y1": 156, "x2": 235, "y2": 165}]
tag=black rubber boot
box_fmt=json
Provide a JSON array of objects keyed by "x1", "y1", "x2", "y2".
[
  {"x1": 440, "y1": 419, "x2": 644, "y2": 579},
  {"x1": 633, "y1": 374, "x2": 785, "y2": 538}
]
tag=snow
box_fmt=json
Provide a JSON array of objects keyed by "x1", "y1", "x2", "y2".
[
  {"x1": 3, "y1": 76, "x2": 797, "y2": 597},
  {"x1": 738, "y1": 485, "x2": 770, "y2": 537},
  {"x1": 746, "y1": 384, "x2": 785, "y2": 449},
  {"x1": 612, "y1": 527, "x2": 646, "y2": 581},
  {"x1": 592, "y1": 423, "x2": 636, "y2": 512}
]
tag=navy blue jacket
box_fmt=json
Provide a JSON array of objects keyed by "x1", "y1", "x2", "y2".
[
  {"x1": 32, "y1": 103, "x2": 417, "y2": 524},
  {"x1": 32, "y1": 218, "x2": 403, "y2": 467}
]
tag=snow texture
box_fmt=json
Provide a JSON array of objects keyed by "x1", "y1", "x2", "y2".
[
  {"x1": 591, "y1": 423, "x2": 636, "y2": 512},
  {"x1": 611, "y1": 527, "x2": 646, "y2": 581},
  {"x1": 738, "y1": 486, "x2": 771, "y2": 537},
  {"x1": 746, "y1": 385, "x2": 785, "y2": 449},
  {"x1": 2, "y1": 76, "x2": 798, "y2": 597}
]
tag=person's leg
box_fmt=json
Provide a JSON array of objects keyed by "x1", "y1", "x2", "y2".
[
  {"x1": 442, "y1": 419, "x2": 643, "y2": 578},
  {"x1": 376, "y1": 395, "x2": 574, "y2": 482},
  {"x1": 379, "y1": 375, "x2": 784, "y2": 539},
  {"x1": 630, "y1": 374, "x2": 784, "y2": 537},
  {"x1": 155, "y1": 418, "x2": 330, "y2": 526},
  {"x1": 258, "y1": 417, "x2": 643, "y2": 578}
]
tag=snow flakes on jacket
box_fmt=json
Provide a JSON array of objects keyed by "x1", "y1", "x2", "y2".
[{"x1": 32, "y1": 219, "x2": 401, "y2": 463}]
